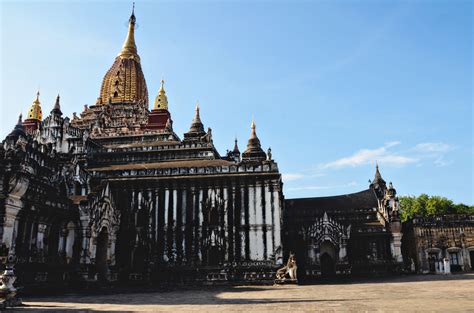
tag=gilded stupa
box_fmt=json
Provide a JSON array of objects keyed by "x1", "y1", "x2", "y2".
[
  {"x1": 153, "y1": 79, "x2": 168, "y2": 110},
  {"x1": 23, "y1": 91, "x2": 43, "y2": 134},
  {"x1": 96, "y1": 6, "x2": 148, "y2": 106},
  {"x1": 27, "y1": 91, "x2": 43, "y2": 121}
]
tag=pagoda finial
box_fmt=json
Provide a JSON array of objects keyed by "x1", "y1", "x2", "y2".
[
  {"x1": 242, "y1": 116, "x2": 266, "y2": 161},
  {"x1": 371, "y1": 161, "x2": 386, "y2": 188},
  {"x1": 52, "y1": 93, "x2": 62, "y2": 113},
  {"x1": 250, "y1": 116, "x2": 257, "y2": 139},
  {"x1": 153, "y1": 79, "x2": 168, "y2": 110},
  {"x1": 17, "y1": 113, "x2": 23, "y2": 125},
  {"x1": 193, "y1": 101, "x2": 202, "y2": 122},
  {"x1": 118, "y1": 3, "x2": 139, "y2": 61},
  {"x1": 27, "y1": 91, "x2": 43, "y2": 121},
  {"x1": 233, "y1": 137, "x2": 240, "y2": 154},
  {"x1": 187, "y1": 100, "x2": 204, "y2": 134}
]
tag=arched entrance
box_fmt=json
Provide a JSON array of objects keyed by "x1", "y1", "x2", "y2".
[
  {"x1": 320, "y1": 240, "x2": 336, "y2": 278},
  {"x1": 96, "y1": 227, "x2": 109, "y2": 281}
]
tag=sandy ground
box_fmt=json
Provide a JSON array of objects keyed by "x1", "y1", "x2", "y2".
[{"x1": 11, "y1": 273, "x2": 474, "y2": 312}]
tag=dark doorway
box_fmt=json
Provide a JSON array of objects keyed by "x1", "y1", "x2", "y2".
[
  {"x1": 428, "y1": 254, "x2": 437, "y2": 273},
  {"x1": 470, "y1": 251, "x2": 474, "y2": 270},
  {"x1": 321, "y1": 252, "x2": 335, "y2": 278},
  {"x1": 207, "y1": 246, "x2": 220, "y2": 266},
  {"x1": 96, "y1": 227, "x2": 109, "y2": 281}
]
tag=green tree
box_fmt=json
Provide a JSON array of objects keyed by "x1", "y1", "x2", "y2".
[
  {"x1": 453, "y1": 203, "x2": 474, "y2": 214},
  {"x1": 425, "y1": 196, "x2": 453, "y2": 215},
  {"x1": 399, "y1": 196, "x2": 418, "y2": 222},
  {"x1": 399, "y1": 194, "x2": 472, "y2": 222}
]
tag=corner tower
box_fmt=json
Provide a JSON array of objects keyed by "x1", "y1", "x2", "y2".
[
  {"x1": 96, "y1": 6, "x2": 148, "y2": 106},
  {"x1": 242, "y1": 118, "x2": 267, "y2": 161},
  {"x1": 23, "y1": 91, "x2": 42, "y2": 134},
  {"x1": 146, "y1": 80, "x2": 171, "y2": 130}
]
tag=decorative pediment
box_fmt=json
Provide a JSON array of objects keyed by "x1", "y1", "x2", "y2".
[
  {"x1": 304, "y1": 212, "x2": 351, "y2": 245},
  {"x1": 202, "y1": 228, "x2": 223, "y2": 249},
  {"x1": 90, "y1": 183, "x2": 120, "y2": 238}
]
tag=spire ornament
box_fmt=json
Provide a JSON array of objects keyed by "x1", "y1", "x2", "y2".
[
  {"x1": 250, "y1": 116, "x2": 257, "y2": 139},
  {"x1": 188, "y1": 101, "x2": 205, "y2": 134},
  {"x1": 52, "y1": 94, "x2": 62, "y2": 115},
  {"x1": 118, "y1": 3, "x2": 139, "y2": 61},
  {"x1": 233, "y1": 138, "x2": 240, "y2": 154},
  {"x1": 6, "y1": 113, "x2": 26, "y2": 140},
  {"x1": 96, "y1": 6, "x2": 148, "y2": 106},
  {"x1": 370, "y1": 161, "x2": 386, "y2": 190},
  {"x1": 153, "y1": 79, "x2": 169, "y2": 110},
  {"x1": 242, "y1": 117, "x2": 267, "y2": 161},
  {"x1": 26, "y1": 91, "x2": 43, "y2": 121}
]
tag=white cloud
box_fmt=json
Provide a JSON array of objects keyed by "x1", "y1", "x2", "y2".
[
  {"x1": 413, "y1": 142, "x2": 455, "y2": 167},
  {"x1": 319, "y1": 141, "x2": 454, "y2": 170},
  {"x1": 433, "y1": 156, "x2": 453, "y2": 167},
  {"x1": 414, "y1": 142, "x2": 453, "y2": 153},
  {"x1": 321, "y1": 142, "x2": 417, "y2": 169},
  {"x1": 385, "y1": 141, "x2": 401, "y2": 148},
  {"x1": 282, "y1": 173, "x2": 305, "y2": 181}
]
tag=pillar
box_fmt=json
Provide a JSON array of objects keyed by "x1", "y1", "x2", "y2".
[
  {"x1": 264, "y1": 183, "x2": 273, "y2": 259},
  {"x1": 255, "y1": 182, "x2": 264, "y2": 260},
  {"x1": 272, "y1": 185, "x2": 282, "y2": 253},
  {"x1": 163, "y1": 188, "x2": 170, "y2": 261},
  {"x1": 181, "y1": 189, "x2": 187, "y2": 262},
  {"x1": 223, "y1": 186, "x2": 229, "y2": 261},
  {"x1": 1, "y1": 203, "x2": 21, "y2": 252},
  {"x1": 240, "y1": 185, "x2": 246, "y2": 260},
  {"x1": 248, "y1": 184, "x2": 258, "y2": 260}
]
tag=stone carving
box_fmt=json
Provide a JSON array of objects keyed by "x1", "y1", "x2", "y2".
[
  {"x1": 304, "y1": 212, "x2": 351, "y2": 246},
  {"x1": 275, "y1": 253, "x2": 298, "y2": 283},
  {"x1": 0, "y1": 255, "x2": 22, "y2": 308},
  {"x1": 88, "y1": 183, "x2": 120, "y2": 267}
]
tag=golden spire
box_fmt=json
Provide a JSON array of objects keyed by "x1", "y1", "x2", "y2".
[
  {"x1": 27, "y1": 91, "x2": 43, "y2": 121},
  {"x1": 153, "y1": 79, "x2": 168, "y2": 110},
  {"x1": 118, "y1": 3, "x2": 139, "y2": 61}
]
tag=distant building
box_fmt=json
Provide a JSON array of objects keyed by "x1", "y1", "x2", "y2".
[{"x1": 403, "y1": 215, "x2": 474, "y2": 273}]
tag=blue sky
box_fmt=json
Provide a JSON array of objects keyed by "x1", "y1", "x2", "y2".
[{"x1": 1, "y1": 0, "x2": 472, "y2": 204}]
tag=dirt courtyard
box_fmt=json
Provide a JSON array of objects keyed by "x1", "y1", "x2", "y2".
[{"x1": 12, "y1": 274, "x2": 474, "y2": 312}]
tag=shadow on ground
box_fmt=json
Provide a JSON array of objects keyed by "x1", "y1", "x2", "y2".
[
  {"x1": 302, "y1": 272, "x2": 474, "y2": 285},
  {"x1": 11, "y1": 273, "x2": 474, "y2": 312}
]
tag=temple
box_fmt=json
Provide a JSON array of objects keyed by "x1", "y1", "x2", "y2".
[
  {"x1": 284, "y1": 166, "x2": 404, "y2": 278},
  {"x1": 0, "y1": 8, "x2": 282, "y2": 285},
  {"x1": 0, "y1": 8, "x2": 472, "y2": 288}
]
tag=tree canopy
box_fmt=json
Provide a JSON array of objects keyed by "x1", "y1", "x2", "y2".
[{"x1": 399, "y1": 194, "x2": 474, "y2": 222}]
